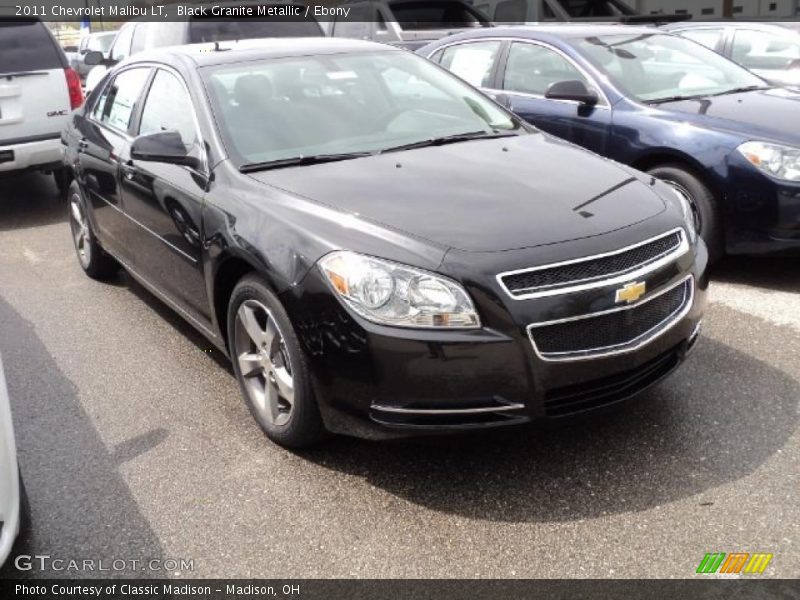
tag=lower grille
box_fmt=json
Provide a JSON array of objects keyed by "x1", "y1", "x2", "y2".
[
  {"x1": 544, "y1": 346, "x2": 681, "y2": 417},
  {"x1": 529, "y1": 277, "x2": 693, "y2": 361}
]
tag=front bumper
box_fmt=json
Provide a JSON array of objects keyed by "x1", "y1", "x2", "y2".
[
  {"x1": 0, "y1": 357, "x2": 20, "y2": 567},
  {"x1": 284, "y1": 236, "x2": 708, "y2": 440},
  {"x1": 723, "y1": 160, "x2": 800, "y2": 256}
]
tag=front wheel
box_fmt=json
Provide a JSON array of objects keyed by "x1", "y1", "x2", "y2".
[
  {"x1": 647, "y1": 165, "x2": 723, "y2": 262},
  {"x1": 68, "y1": 180, "x2": 118, "y2": 280},
  {"x1": 227, "y1": 275, "x2": 326, "y2": 448}
]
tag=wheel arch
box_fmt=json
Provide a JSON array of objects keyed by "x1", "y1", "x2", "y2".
[{"x1": 631, "y1": 150, "x2": 723, "y2": 201}]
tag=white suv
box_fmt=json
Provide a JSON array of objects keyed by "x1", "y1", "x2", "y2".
[{"x1": 0, "y1": 18, "x2": 83, "y2": 192}]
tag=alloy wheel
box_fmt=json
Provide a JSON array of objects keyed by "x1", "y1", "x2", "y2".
[
  {"x1": 233, "y1": 300, "x2": 295, "y2": 427},
  {"x1": 69, "y1": 194, "x2": 91, "y2": 268}
]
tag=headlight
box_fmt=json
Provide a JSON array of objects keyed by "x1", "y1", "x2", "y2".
[
  {"x1": 319, "y1": 251, "x2": 481, "y2": 329},
  {"x1": 738, "y1": 141, "x2": 800, "y2": 182},
  {"x1": 664, "y1": 183, "x2": 698, "y2": 244}
]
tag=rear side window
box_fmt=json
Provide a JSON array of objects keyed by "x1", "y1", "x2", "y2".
[
  {"x1": 188, "y1": 18, "x2": 323, "y2": 43},
  {"x1": 92, "y1": 67, "x2": 151, "y2": 133},
  {"x1": 438, "y1": 41, "x2": 501, "y2": 87},
  {"x1": 0, "y1": 20, "x2": 64, "y2": 74},
  {"x1": 389, "y1": 1, "x2": 484, "y2": 30}
]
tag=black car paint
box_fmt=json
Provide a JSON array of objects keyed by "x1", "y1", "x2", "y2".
[{"x1": 62, "y1": 41, "x2": 707, "y2": 439}]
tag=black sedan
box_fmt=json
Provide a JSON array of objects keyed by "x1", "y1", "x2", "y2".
[{"x1": 62, "y1": 38, "x2": 707, "y2": 447}]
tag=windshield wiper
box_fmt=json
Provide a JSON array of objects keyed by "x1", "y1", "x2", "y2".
[
  {"x1": 645, "y1": 93, "x2": 710, "y2": 105},
  {"x1": 379, "y1": 130, "x2": 520, "y2": 154},
  {"x1": 239, "y1": 152, "x2": 373, "y2": 173},
  {"x1": 710, "y1": 85, "x2": 771, "y2": 96}
]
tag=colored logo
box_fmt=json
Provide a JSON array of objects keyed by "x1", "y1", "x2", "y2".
[
  {"x1": 696, "y1": 552, "x2": 773, "y2": 574},
  {"x1": 615, "y1": 281, "x2": 647, "y2": 305}
]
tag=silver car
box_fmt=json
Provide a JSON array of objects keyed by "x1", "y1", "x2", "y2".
[{"x1": 0, "y1": 355, "x2": 21, "y2": 567}]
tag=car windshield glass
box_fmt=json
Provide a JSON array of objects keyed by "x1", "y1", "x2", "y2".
[
  {"x1": 575, "y1": 32, "x2": 767, "y2": 102},
  {"x1": 89, "y1": 33, "x2": 115, "y2": 53},
  {"x1": 203, "y1": 50, "x2": 522, "y2": 167}
]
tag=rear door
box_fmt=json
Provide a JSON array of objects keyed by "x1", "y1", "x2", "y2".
[
  {"x1": 76, "y1": 66, "x2": 152, "y2": 256},
  {"x1": 0, "y1": 20, "x2": 70, "y2": 146}
]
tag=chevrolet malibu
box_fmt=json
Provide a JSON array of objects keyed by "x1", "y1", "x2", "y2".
[{"x1": 62, "y1": 39, "x2": 707, "y2": 447}]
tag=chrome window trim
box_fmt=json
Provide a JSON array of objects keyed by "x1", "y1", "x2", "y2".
[
  {"x1": 497, "y1": 227, "x2": 689, "y2": 300},
  {"x1": 527, "y1": 275, "x2": 695, "y2": 363},
  {"x1": 425, "y1": 36, "x2": 612, "y2": 108}
]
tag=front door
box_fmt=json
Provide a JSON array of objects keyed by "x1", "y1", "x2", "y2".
[
  {"x1": 499, "y1": 41, "x2": 612, "y2": 155},
  {"x1": 119, "y1": 68, "x2": 211, "y2": 323}
]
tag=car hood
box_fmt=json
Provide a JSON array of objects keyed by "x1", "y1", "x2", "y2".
[
  {"x1": 658, "y1": 88, "x2": 800, "y2": 146},
  {"x1": 248, "y1": 134, "x2": 666, "y2": 253}
]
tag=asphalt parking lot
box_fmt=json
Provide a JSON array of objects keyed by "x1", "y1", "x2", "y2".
[{"x1": 0, "y1": 171, "x2": 798, "y2": 579}]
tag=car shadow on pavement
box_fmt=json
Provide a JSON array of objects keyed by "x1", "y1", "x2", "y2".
[
  {"x1": 0, "y1": 172, "x2": 66, "y2": 233},
  {"x1": 0, "y1": 295, "x2": 167, "y2": 579},
  {"x1": 712, "y1": 255, "x2": 800, "y2": 293},
  {"x1": 300, "y1": 333, "x2": 798, "y2": 523}
]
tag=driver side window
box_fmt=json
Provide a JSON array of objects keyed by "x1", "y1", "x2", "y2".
[{"x1": 503, "y1": 42, "x2": 589, "y2": 97}]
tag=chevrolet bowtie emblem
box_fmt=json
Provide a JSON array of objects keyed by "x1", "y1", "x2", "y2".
[{"x1": 616, "y1": 281, "x2": 647, "y2": 304}]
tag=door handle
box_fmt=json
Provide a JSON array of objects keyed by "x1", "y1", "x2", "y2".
[
  {"x1": 120, "y1": 159, "x2": 136, "y2": 180},
  {"x1": 77, "y1": 139, "x2": 89, "y2": 152}
]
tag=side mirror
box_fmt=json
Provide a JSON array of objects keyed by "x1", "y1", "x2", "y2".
[
  {"x1": 545, "y1": 79, "x2": 599, "y2": 105},
  {"x1": 131, "y1": 131, "x2": 200, "y2": 169},
  {"x1": 83, "y1": 51, "x2": 105, "y2": 66}
]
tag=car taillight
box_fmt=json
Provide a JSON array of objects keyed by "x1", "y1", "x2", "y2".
[{"x1": 65, "y1": 68, "x2": 83, "y2": 110}]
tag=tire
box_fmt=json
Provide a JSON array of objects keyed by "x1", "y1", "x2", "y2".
[
  {"x1": 67, "y1": 180, "x2": 118, "y2": 280},
  {"x1": 53, "y1": 168, "x2": 69, "y2": 198},
  {"x1": 227, "y1": 275, "x2": 326, "y2": 448},
  {"x1": 647, "y1": 164, "x2": 724, "y2": 263}
]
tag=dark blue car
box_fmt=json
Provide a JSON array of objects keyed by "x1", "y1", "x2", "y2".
[{"x1": 419, "y1": 26, "x2": 800, "y2": 259}]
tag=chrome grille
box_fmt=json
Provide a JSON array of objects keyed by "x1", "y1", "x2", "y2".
[
  {"x1": 528, "y1": 277, "x2": 693, "y2": 361},
  {"x1": 499, "y1": 229, "x2": 686, "y2": 299}
]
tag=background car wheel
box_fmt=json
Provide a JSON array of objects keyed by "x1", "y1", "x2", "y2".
[
  {"x1": 647, "y1": 164, "x2": 723, "y2": 262},
  {"x1": 228, "y1": 275, "x2": 326, "y2": 448},
  {"x1": 67, "y1": 180, "x2": 118, "y2": 280},
  {"x1": 53, "y1": 168, "x2": 69, "y2": 198}
]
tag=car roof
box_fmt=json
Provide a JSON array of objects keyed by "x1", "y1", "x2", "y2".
[
  {"x1": 457, "y1": 24, "x2": 663, "y2": 39},
  {"x1": 663, "y1": 21, "x2": 798, "y2": 31},
  {"x1": 129, "y1": 37, "x2": 398, "y2": 69}
]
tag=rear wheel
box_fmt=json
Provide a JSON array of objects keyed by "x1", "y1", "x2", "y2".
[
  {"x1": 68, "y1": 180, "x2": 118, "y2": 280},
  {"x1": 227, "y1": 275, "x2": 326, "y2": 448},
  {"x1": 647, "y1": 164, "x2": 723, "y2": 262}
]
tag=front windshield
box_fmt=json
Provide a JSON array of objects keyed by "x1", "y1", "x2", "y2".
[
  {"x1": 90, "y1": 33, "x2": 115, "y2": 53},
  {"x1": 203, "y1": 50, "x2": 521, "y2": 166},
  {"x1": 575, "y1": 32, "x2": 768, "y2": 102}
]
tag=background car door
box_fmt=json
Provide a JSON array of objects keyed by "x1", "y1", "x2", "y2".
[
  {"x1": 498, "y1": 41, "x2": 611, "y2": 154},
  {"x1": 77, "y1": 67, "x2": 151, "y2": 256},
  {"x1": 119, "y1": 68, "x2": 211, "y2": 323}
]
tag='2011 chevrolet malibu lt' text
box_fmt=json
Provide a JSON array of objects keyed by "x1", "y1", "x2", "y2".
[{"x1": 61, "y1": 38, "x2": 707, "y2": 447}]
